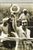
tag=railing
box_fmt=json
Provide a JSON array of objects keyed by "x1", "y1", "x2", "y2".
[{"x1": 0, "y1": 37, "x2": 33, "y2": 50}]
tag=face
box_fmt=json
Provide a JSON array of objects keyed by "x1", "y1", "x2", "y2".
[
  {"x1": 24, "y1": 11, "x2": 27, "y2": 15},
  {"x1": 22, "y1": 19, "x2": 28, "y2": 27}
]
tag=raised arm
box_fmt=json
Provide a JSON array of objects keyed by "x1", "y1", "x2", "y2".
[{"x1": 14, "y1": 16, "x2": 18, "y2": 32}]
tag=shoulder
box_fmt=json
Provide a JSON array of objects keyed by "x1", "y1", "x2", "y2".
[
  {"x1": 27, "y1": 28, "x2": 31, "y2": 33},
  {"x1": 20, "y1": 13, "x2": 24, "y2": 17},
  {"x1": 27, "y1": 13, "x2": 30, "y2": 16}
]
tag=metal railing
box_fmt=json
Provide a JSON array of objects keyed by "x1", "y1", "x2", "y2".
[{"x1": 0, "y1": 37, "x2": 33, "y2": 50}]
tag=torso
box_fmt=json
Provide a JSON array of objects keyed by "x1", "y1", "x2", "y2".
[
  {"x1": 20, "y1": 13, "x2": 30, "y2": 21},
  {"x1": 17, "y1": 26, "x2": 30, "y2": 38}
]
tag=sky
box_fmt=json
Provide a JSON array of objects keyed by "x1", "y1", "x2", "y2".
[{"x1": 0, "y1": 0, "x2": 33, "y2": 3}]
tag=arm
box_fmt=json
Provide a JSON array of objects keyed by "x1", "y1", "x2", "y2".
[
  {"x1": 17, "y1": 15, "x2": 22, "y2": 21},
  {"x1": 14, "y1": 17, "x2": 19, "y2": 32}
]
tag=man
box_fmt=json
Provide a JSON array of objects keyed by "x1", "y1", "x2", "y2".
[
  {"x1": 14, "y1": 17, "x2": 30, "y2": 38},
  {"x1": 0, "y1": 18, "x2": 18, "y2": 50},
  {"x1": 18, "y1": 9, "x2": 30, "y2": 21},
  {"x1": 14, "y1": 16, "x2": 31, "y2": 50},
  {"x1": 0, "y1": 26, "x2": 8, "y2": 42}
]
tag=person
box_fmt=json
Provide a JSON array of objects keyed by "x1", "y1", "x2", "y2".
[
  {"x1": 0, "y1": 26, "x2": 8, "y2": 42},
  {"x1": 18, "y1": 9, "x2": 30, "y2": 22},
  {"x1": 14, "y1": 16, "x2": 31, "y2": 50},
  {"x1": 0, "y1": 18, "x2": 18, "y2": 50},
  {"x1": 14, "y1": 16, "x2": 30, "y2": 38},
  {"x1": 6, "y1": 4, "x2": 20, "y2": 49},
  {"x1": 0, "y1": 17, "x2": 9, "y2": 36},
  {"x1": 7, "y1": 15, "x2": 18, "y2": 50}
]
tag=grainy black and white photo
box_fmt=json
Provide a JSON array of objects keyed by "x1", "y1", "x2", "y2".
[{"x1": 0, "y1": 3, "x2": 33, "y2": 50}]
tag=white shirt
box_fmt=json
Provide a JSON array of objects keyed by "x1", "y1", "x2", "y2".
[
  {"x1": 0, "y1": 31, "x2": 8, "y2": 42},
  {"x1": 19, "y1": 13, "x2": 30, "y2": 21},
  {"x1": 0, "y1": 24, "x2": 8, "y2": 34},
  {"x1": 17, "y1": 26, "x2": 30, "y2": 38}
]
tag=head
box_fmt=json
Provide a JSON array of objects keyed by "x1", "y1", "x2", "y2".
[
  {"x1": 3, "y1": 17, "x2": 9, "y2": 26},
  {"x1": 21, "y1": 19, "x2": 28, "y2": 28},
  {"x1": 23, "y1": 9, "x2": 28, "y2": 15}
]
